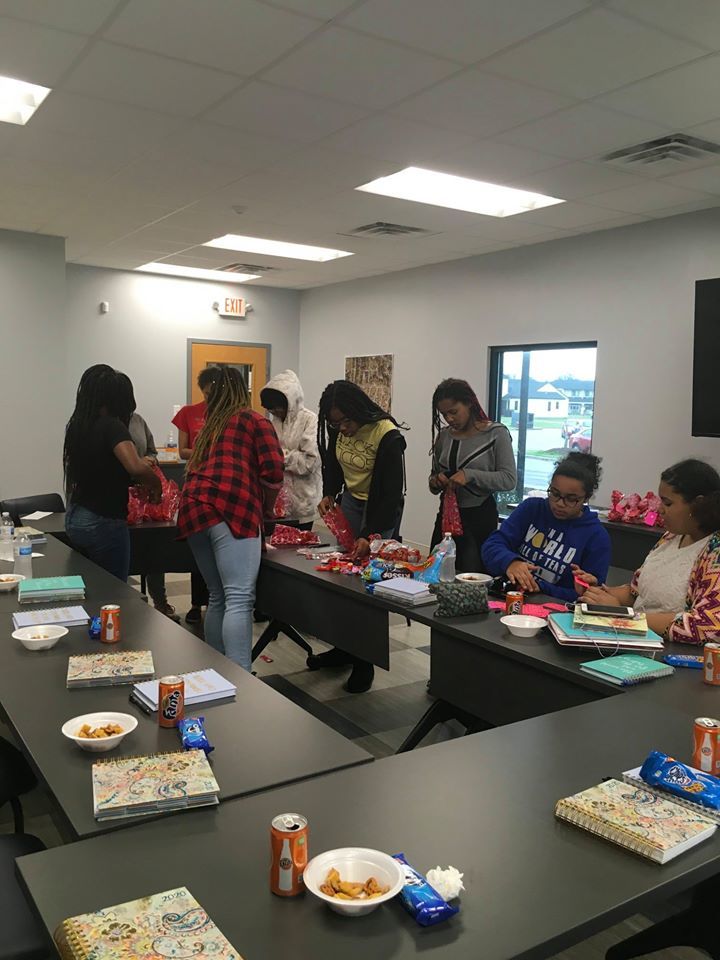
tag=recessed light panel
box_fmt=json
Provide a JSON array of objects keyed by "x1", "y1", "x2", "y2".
[
  {"x1": 0, "y1": 75, "x2": 51, "y2": 125},
  {"x1": 137, "y1": 262, "x2": 260, "y2": 283},
  {"x1": 204, "y1": 234, "x2": 353, "y2": 262},
  {"x1": 356, "y1": 166, "x2": 564, "y2": 218}
]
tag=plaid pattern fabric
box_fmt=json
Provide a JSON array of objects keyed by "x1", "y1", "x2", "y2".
[{"x1": 178, "y1": 410, "x2": 284, "y2": 540}]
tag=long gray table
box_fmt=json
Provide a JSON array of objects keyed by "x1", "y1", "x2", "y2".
[
  {"x1": 17, "y1": 695, "x2": 720, "y2": 960},
  {"x1": 0, "y1": 537, "x2": 371, "y2": 839}
]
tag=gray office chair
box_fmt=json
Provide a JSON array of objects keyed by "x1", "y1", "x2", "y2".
[{"x1": 0, "y1": 494, "x2": 64, "y2": 528}]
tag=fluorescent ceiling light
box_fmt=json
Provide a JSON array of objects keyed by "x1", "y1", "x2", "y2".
[
  {"x1": 0, "y1": 75, "x2": 51, "y2": 125},
  {"x1": 204, "y1": 234, "x2": 353, "y2": 262},
  {"x1": 356, "y1": 166, "x2": 564, "y2": 218},
  {"x1": 137, "y1": 262, "x2": 260, "y2": 283}
]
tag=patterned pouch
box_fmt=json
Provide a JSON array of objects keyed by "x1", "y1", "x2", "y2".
[{"x1": 430, "y1": 582, "x2": 489, "y2": 618}]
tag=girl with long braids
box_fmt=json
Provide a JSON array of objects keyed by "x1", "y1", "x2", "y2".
[
  {"x1": 311, "y1": 379, "x2": 407, "y2": 692},
  {"x1": 177, "y1": 367, "x2": 284, "y2": 670},
  {"x1": 64, "y1": 364, "x2": 161, "y2": 581},
  {"x1": 429, "y1": 378, "x2": 516, "y2": 573}
]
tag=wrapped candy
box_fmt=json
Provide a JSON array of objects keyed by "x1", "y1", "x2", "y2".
[
  {"x1": 608, "y1": 489, "x2": 664, "y2": 527},
  {"x1": 639, "y1": 750, "x2": 720, "y2": 811},
  {"x1": 321, "y1": 505, "x2": 356, "y2": 553},
  {"x1": 177, "y1": 716, "x2": 214, "y2": 755},
  {"x1": 269, "y1": 524, "x2": 320, "y2": 547},
  {"x1": 441, "y1": 488, "x2": 464, "y2": 538},
  {"x1": 392, "y1": 854, "x2": 459, "y2": 927},
  {"x1": 273, "y1": 484, "x2": 292, "y2": 519},
  {"x1": 369, "y1": 538, "x2": 422, "y2": 564}
]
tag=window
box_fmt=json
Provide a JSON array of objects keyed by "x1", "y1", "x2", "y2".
[{"x1": 488, "y1": 341, "x2": 597, "y2": 506}]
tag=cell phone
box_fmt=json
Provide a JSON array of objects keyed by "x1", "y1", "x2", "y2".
[{"x1": 580, "y1": 603, "x2": 635, "y2": 618}]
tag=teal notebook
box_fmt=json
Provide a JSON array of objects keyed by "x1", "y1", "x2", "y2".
[
  {"x1": 580, "y1": 655, "x2": 675, "y2": 686},
  {"x1": 18, "y1": 576, "x2": 85, "y2": 600}
]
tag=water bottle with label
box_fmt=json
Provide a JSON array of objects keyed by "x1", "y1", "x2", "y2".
[
  {"x1": 438, "y1": 531, "x2": 457, "y2": 582},
  {"x1": 13, "y1": 534, "x2": 33, "y2": 580},
  {"x1": 0, "y1": 512, "x2": 14, "y2": 562}
]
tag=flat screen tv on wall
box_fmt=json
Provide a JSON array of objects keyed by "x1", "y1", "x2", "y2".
[{"x1": 693, "y1": 278, "x2": 720, "y2": 438}]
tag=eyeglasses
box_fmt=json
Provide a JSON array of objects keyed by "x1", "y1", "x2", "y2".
[
  {"x1": 547, "y1": 486, "x2": 585, "y2": 506},
  {"x1": 328, "y1": 417, "x2": 352, "y2": 431}
]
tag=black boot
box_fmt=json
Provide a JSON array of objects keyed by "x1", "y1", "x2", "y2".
[
  {"x1": 306, "y1": 647, "x2": 354, "y2": 671},
  {"x1": 344, "y1": 661, "x2": 374, "y2": 693}
]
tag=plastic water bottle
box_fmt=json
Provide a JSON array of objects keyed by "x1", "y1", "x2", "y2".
[
  {"x1": 438, "y1": 531, "x2": 457, "y2": 582},
  {"x1": 13, "y1": 534, "x2": 32, "y2": 580},
  {"x1": 0, "y1": 512, "x2": 13, "y2": 562}
]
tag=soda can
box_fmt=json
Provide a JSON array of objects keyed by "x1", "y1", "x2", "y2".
[
  {"x1": 704, "y1": 644, "x2": 720, "y2": 685},
  {"x1": 692, "y1": 717, "x2": 720, "y2": 773},
  {"x1": 270, "y1": 813, "x2": 308, "y2": 896},
  {"x1": 100, "y1": 604, "x2": 121, "y2": 643},
  {"x1": 158, "y1": 676, "x2": 185, "y2": 728},
  {"x1": 505, "y1": 591, "x2": 524, "y2": 615}
]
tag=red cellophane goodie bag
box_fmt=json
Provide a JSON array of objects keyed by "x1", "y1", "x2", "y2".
[
  {"x1": 127, "y1": 465, "x2": 180, "y2": 524},
  {"x1": 270, "y1": 524, "x2": 320, "y2": 547},
  {"x1": 322, "y1": 505, "x2": 356, "y2": 553},
  {"x1": 441, "y1": 488, "x2": 464, "y2": 537},
  {"x1": 273, "y1": 484, "x2": 292, "y2": 519}
]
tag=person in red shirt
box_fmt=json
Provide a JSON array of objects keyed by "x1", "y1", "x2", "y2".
[{"x1": 177, "y1": 367, "x2": 284, "y2": 670}]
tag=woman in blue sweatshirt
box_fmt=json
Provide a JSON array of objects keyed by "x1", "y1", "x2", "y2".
[{"x1": 481, "y1": 453, "x2": 610, "y2": 600}]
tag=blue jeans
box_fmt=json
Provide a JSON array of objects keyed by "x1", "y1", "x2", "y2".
[
  {"x1": 340, "y1": 491, "x2": 400, "y2": 541},
  {"x1": 188, "y1": 522, "x2": 261, "y2": 671},
  {"x1": 65, "y1": 504, "x2": 131, "y2": 582}
]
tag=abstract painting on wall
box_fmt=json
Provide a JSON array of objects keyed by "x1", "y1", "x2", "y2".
[{"x1": 345, "y1": 354, "x2": 393, "y2": 412}]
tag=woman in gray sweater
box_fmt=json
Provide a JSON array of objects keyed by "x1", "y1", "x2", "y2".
[{"x1": 429, "y1": 378, "x2": 517, "y2": 573}]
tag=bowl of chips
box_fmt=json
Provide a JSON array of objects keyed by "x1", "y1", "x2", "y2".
[
  {"x1": 303, "y1": 847, "x2": 404, "y2": 917},
  {"x1": 13, "y1": 624, "x2": 68, "y2": 650},
  {"x1": 0, "y1": 573, "x2": 24, "y2": 593},
  {"x1": 61, "y1": 712, "x2": 137, "y2": 753}
]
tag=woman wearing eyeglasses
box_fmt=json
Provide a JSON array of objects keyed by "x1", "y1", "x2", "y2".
[{"x1": 481, "y1": 452, "x2": 610, "y2": 600}]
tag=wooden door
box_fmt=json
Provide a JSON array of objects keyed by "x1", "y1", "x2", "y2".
[{"x1": 188, "y1": 340, "x2": 270, "y2": 411}]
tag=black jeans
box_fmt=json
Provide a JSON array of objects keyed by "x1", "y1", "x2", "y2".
[{"x1": 430, "y1": 495, "x2": 499, "y2": 574}]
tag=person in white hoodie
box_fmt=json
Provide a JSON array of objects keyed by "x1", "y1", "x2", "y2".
[{"x1": 260, "y1": 370, "x2": 322, "y2": 528}]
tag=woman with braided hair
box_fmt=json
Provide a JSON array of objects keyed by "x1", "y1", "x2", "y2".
[
  {"x1": 177, "y1": 367, "x2": 284, "y2": 670},
  {"x1": 429, "y1": 378, "x2": 516, "y2": 573}
]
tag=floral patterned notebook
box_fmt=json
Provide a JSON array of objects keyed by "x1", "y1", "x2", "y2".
[
  {"x1": 555, "y1": 778, "x2": 717, "y2": 863},
  {"x1": 92, "y1": 750, "x2": 220, "y2": 821},
  {"x1": 66, "y1": 650, "x2": 155, "y2": 687},
  {"x1": 53, "y1": 886, "x2": 241, "y2": 960}
]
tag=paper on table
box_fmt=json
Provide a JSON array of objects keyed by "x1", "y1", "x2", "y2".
[
  {"x1": 31, "y1": 552, "x2": 44, "y2": 558},
  {"x1": 21, "y1": 511, "x2": 53, "y2": 520}
]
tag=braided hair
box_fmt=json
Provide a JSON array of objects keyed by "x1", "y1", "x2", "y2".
[
  {"x1": 188, "y1": 366, "x2": 250, "y2": 472},
  {"x1": 317, "y1": 379, "x2": 403, "y2": 460},
  {"x1": 431, "y1": 378, "x2": 489, "y2": 452}
]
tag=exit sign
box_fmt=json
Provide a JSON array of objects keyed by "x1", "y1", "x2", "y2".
[{"x1": 218, "y1": 296, "x2": 246, "y2": 318}]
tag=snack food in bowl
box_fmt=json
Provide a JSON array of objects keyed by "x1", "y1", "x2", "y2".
[
  {"x1": 500, "y1": 614, "x2": 546, "y2": 638},
  {"x1": 304, "y1": 848, "x2": 404, "y2": 917},
  {"x1": 12, "y1": 624, "x2": 67, "y2": 650},
  {"x1": 0, "y1": 573, "x2": 24, "y2": 592},
  {"x1": 455, "y1": 572, "x2": 493, "y2": 585},
  {"x1": 61, "y1": 712, "x2": 138, "y2": 753}
]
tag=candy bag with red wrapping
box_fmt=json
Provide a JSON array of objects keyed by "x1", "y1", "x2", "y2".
[
  {"x1": 144, "y1": 465, "x2": 180, "y2": 522},
  {"x1": 270, "y1": 524, "x2": 320, "y2": 547},
  {"x1": 322, "y1": 505, "x2": 356, "y2": 553},
  {"x1": 441, "y1": 488, "x2": 464, "y2": 537},
  {"x1": 273, "y1": 484, "x2": 292, "y2": 519},
  {"x1": 127, "y1": 485, "x2": 147, "y2": 525}
]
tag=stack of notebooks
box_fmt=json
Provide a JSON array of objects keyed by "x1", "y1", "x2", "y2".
[
  {"x1": 548, "y1": 610, "x2": 664, "y2": 651},
  {"x1": 18, "y1": 575, "x2": 85, "y2": 605},
  {"x1": 130, "y1": 668, "x2": 236, "y2": 713},
  {"x1": 92, "y1": 751, "x2": 220, "y2": 821},
  {"x1": 13, "y1": 605, "x2": 89, "y2": 630},
  {"x1": 67, "y1": 650, "x2": 154, "y2": 688},
  {"x1": 373, "y1": 577, "x2": 435, "y2": 606},
  {"x1": 580, "y1": 655, "x2": 674, "y2": 686},
  {"x1": 555, "y1": 778, "x2": 717, "y2": 863}
]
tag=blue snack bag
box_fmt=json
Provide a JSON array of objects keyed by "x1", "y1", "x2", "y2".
[
  {"x1": 392, "y1": 854, "x2": 459, "y2": 926},
  {"x1": 88, "y1": 616, "x2": 102, "y2": 640},
  {"x1": 177, "y1": 716, "x2": 214, "y2": 755},
  {"x1": 639, "y1": 750, "x2": 720, "y2": 811}
]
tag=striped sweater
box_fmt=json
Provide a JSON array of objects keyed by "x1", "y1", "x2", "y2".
[{"x1": 430, "y1": 422, "x2": 517, "y2": 508}]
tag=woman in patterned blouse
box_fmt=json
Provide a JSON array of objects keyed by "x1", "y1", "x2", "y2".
[{"x1": 575, "y1": 459, "x2": 720, "y2": 644}]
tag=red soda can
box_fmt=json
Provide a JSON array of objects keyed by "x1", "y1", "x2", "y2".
[
  {"x1": 100, "y1": 604, "x2": 121, "y2": 643},
  {"x1": 270, "y1": 813, "x2": 308, "y2": 896},
  {"x1": 692, "y1": 717, "x2": 720, "y2": 773},
  {"x1": 505, "y1": 591, "x2": 524, "y2": 615},
  {"x1": 704, "y1": 644, "x2": 720, "y2": 685},
  {"x1": 158, "y1": 676, "x2": 185, "y2": 728}
]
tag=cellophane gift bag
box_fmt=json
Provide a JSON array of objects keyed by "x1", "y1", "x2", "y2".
[
  {"x1": 269, "y1": 524, "x2": 320, "y2": 547},
  {"x1": 322, "y1": 505, "x2": 356, "y2": 553},
  {"x1": 127, "y1": 465, "x2": 180, "y2": 523},
  {"x1": 441, "y1": 488, "x2": 464, "y2": 537},
  {"x1": 273, "y1": 484, "x2": 292, "y2": 519}
]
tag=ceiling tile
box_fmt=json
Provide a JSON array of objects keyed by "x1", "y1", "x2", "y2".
[
  {"x1": 319, "y1": 114, "x2": 477, "y2": 165},
  {"x1": 152, "y1": 121, "x2": 298, "y2": 169},
  {"x1": 660, "y1": 165, "x2": 720, "y2": 196},
  {"x1": 206, "y1": 81, "x2": 369, "y2": 142},
  {"x1": 583, "y1": 179, "x2": 712, "y2": 214},
  {"x1": 0, "y1": 16, "x2": 89, "y2": 86},
  {"x1": 342, "y1": 0, "x2": 591, "y2": 63},
  {"x1": 104, "y1": 0, "x2": 320, "y2": 75},
  {"x1": 483, "y1": 8, "x2": 706, "y2": 99},
  {"x1": 262, "y1": 0, "x2": 359, "y2": 20},
  {"x1": 392, "y1": 69, "x2": 574, "y2": 137},
  {"x1": 5, "y1": 126, "x2": 143, "y2": 175},
  {"x1": 95, "y1": 153, "x2": 246, "y2": 207},
  {"x1": 513, "y1": 162, "x2": 655, "y2": 201},
  {"x1": 0, "y1": 0, "x2": 120, "y2": 35},
  {"x1": 429, "y1": 140, "x2": 566, "y2": 184},
  {"x1": 647, "y1": 198, "x2": 720, "y2": 219},
  {"x1": 62, "y1": 42, "x2": 244, "y2": 116},
  {"x1": 597, "y1": 55, "x2": 720, "y2": 129},
  {"x1": 262, "y1": 26, "x2": 458, "y2": 109},
  {"x1": 515, "y1": 200, "x2": 647, "y2": 229},
  {"x1": 498, "y1": 103, "x2": 669, "y2": 162},
  {"x1": 607, "y1": 0, "x2": 720, "y2": 51}
]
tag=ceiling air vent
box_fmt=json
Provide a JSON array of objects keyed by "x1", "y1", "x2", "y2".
[
  {"x1": 340, "y1": 221, "x2": 435, "y2": 238},
  {"x1": 601, "y1": 134, "x2": 720, "y2": 175},
  {"x1": 219, "y1": 261, "x2": 278, "y2": 274}
]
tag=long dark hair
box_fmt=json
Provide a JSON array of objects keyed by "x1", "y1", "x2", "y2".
[
  {"x1": 188, "y1": 366, "x2": 250, "y2": 472},
  {"x1": 317, "y1": 379, "x2": 403, "y2": 460},
  {"x1": 431, "y1": 378, "x2": 489, "y2": 451},
  {"x1": 661, "y1": 459, "x2": 720, "y2": 534},
  {"x1": 552, "y1": 452, "x2": 602, "y2": 499}
]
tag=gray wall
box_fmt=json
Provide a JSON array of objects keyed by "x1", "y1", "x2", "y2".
[
  {"x1": 0, "y1": 229, "x2": 67, "y2": 501},
  {"x1": 299, "y1": 208, "x2": 720, "y2": 545}
]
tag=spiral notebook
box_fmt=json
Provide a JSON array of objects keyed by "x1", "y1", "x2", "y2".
[
  {"x1": 580, "y1": 655, "x2": 674, "y2": 686},
  {"x1": 622, "y1": 764, "x2": 720, "y2": 824},
  {"x1": 555, "y1": 779, "x2": 716, "y2": 863},
  {"x1": 67, "y1": 650, "x2": 154, "y2": 687},
  {"x1": 53, "y1": 886, "x2": 241, "y2": 960}
]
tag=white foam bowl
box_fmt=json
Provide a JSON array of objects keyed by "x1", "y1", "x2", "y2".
[
  {"x1": 61, "y1": 712, "x2": 138, "y2": 753},
  {"x1": 455, "y1": 572, "x2": 493, "y2": 585},
  {"x1": 304, "y1": 847, "x2": 405, "y2": 917},
  {"x1": 0, "y1": 574, "x2": 24, "y2": 593},
  {"x1": 12, "y1": 624, "x2": 67, "y2": 650},
  {"x1": 501, "y1": 614, "x2": 546, "y2": 638}
]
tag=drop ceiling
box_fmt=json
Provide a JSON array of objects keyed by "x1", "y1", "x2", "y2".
[{"x1": 2, "y1": 0, "x2": 720, "y2": 288}]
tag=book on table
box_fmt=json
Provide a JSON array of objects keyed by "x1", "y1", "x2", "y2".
[
  {"x1": 547, "y1": 612, "x2": 663, "y2": 651},
  {"x1": 555, "y1": 778, "x2": 717, "y2": 863},
  {"x1": 92, "y1": 750, "x2": 220, "y2": 821},
  {"x1": 573, "y1": 607, "x2": 649, "y2": 636},
  {"x1": 373, "y1": 577, "x2": 435, "y2": 606},
  {"x1": 18, "y1": 575, "x2": 85, "y2": 604},
  {"x1": 67, "y1": 650, "x2": 154, "y2": 687},
  {"x1": 53, "y1": 886, "x2": 241, "y2": 960},
  {"x1": 131, "y1": 668, "x2": 236, "y2": 712},
  {"x1": 13, "y1": 605, "x2": 89, "y2": 629},
  {"x1": 13, "y1": 525, "x2": 47, "y2": 544},
  {"x1": 579, "y1": 655, "x2": 674, "y2": 686}
]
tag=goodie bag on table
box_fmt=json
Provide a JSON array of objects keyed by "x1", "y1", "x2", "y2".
[
  {"x1": 127, "y1": 465, "x2": 180, "y2": 524},
  {"x1": 430, "y1": 581, "x2": 488, "y2": 618},
  {"x1": 440, "y1": 488, "x2": 464, "y2": 537}
]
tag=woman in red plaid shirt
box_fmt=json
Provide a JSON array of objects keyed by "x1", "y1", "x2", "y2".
[{"x1": 178, "y1": 367, "x2": 284, "y2": 670}]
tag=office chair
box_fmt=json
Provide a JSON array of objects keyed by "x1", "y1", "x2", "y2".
[{"x1": 0, "y1": 494, "x2": 65, "y2": 528}]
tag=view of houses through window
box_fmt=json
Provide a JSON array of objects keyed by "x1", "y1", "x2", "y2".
[{"x1": 488, "y1": 342, "x2": 598, "y2": 507}]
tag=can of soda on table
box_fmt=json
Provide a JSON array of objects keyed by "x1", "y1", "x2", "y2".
[
  {"x1": 270, "y1": 813, "x2": 308, "y2": 896},
  {"x1": 505, "y1": 591, "x2": 524, "y2": 615},
  {"x1": 158, "y1": 676, "x2": 185, "y2": 728},
  {"x1": 692, "y1": 717, "x2": 720, "y2": 773},
  {"x1": 100, "y1": 604, "x2": 121, "y2": 643},
  {"x1": 704, "y1": 644, "x2": 720, "y2": 685}
]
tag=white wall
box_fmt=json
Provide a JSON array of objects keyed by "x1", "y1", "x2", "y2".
[
  {"x1": 298, "y1": 208, "x2": 720, "y2": 545},
  {"x1": 65, "y1": 266, "x2": 301, "y2": 445},
  {"x1": 0, "y1": 229, "x2": 67, "y2": 501}
]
